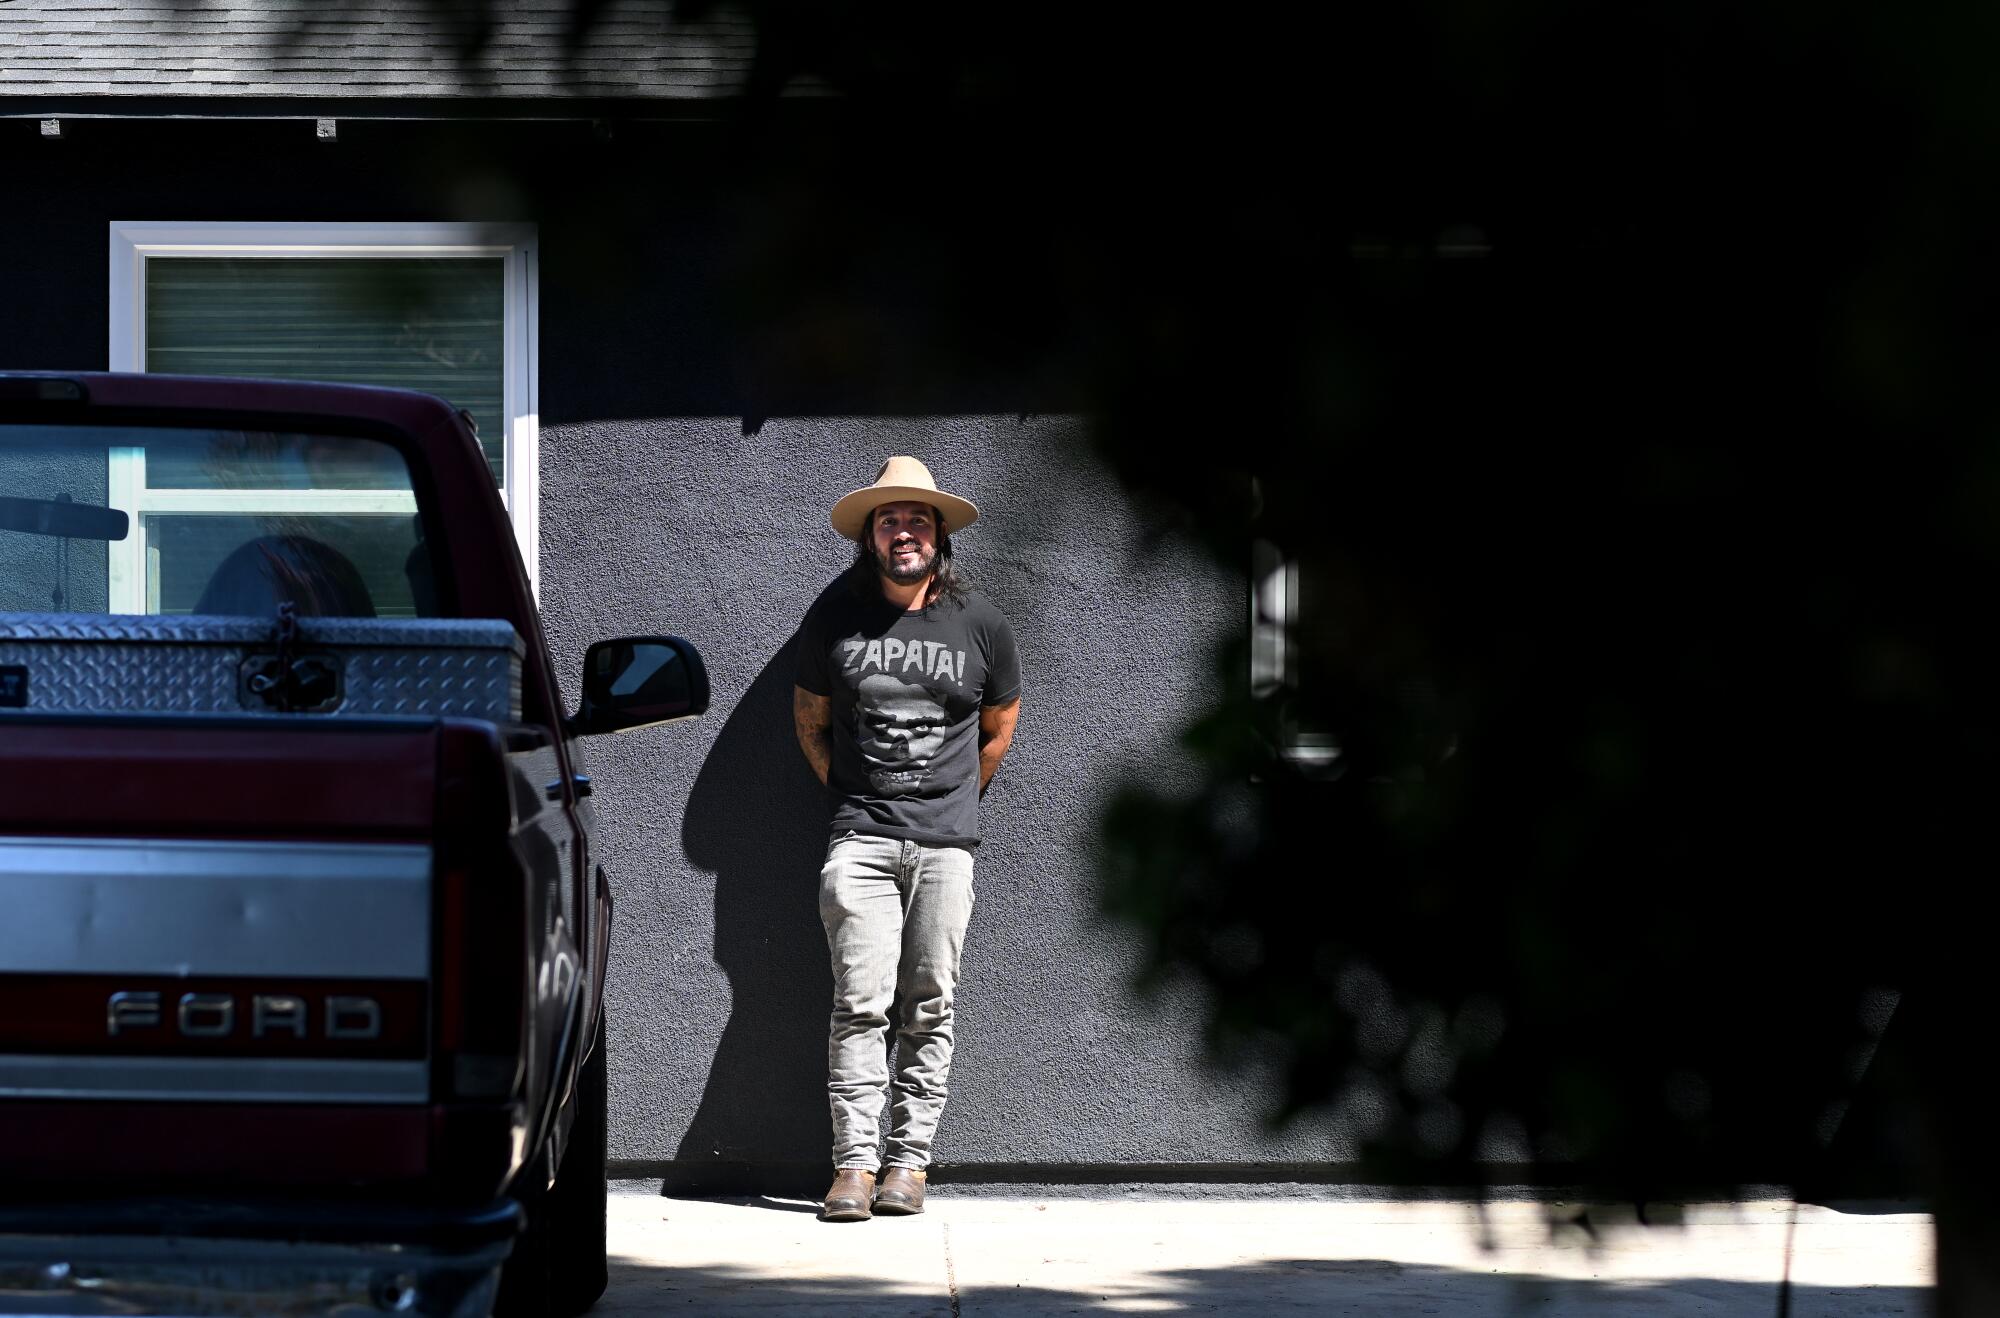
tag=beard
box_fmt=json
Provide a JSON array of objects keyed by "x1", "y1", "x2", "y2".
[{"x1": 874, "y1": 540, "x2": 937, "y2": 585}]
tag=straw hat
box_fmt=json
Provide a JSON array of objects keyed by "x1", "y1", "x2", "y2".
[{"x1": 830, "y1": 456, "x2": 981, "y2": 542}]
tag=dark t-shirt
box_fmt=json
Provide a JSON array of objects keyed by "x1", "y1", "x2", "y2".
[{"x1": 795, "y1": 578, "x2": 1021, "y2": 848}]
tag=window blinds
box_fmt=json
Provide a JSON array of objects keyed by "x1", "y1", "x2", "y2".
[{"x1": 145, "y1": 257, "x2": 507, "y2": 484}]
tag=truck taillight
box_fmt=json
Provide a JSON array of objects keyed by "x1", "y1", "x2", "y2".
[
  {"x1": 434, "y1": 722, "x2": 527, "y2": 1101},
  {"x1": 436, "y1": 863, "x2": 527, "y2": 1099}
]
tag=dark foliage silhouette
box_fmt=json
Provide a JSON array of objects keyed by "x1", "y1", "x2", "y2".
[{"x1": 421, "y1": 1, "x2": 1991, "y2": 1307}]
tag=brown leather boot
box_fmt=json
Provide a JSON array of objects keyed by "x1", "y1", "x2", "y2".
[
  {"x1": 872, "y1": 1166, "x2": 927, "y2": 1215},
  {"x1": 821, "y1": 1169, "x2": 876, "y2": 1222}
]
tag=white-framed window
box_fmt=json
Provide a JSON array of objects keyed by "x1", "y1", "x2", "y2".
[
  {"x1": 107, "y1": 221, "x2": 539, "y2": 603},
  {"x1": 1251, "y1": 538, "x2": 1341, "y2": 772}
]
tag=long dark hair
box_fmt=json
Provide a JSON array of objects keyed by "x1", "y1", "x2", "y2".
[{"x1": 846, "y1": 503, "x2": 970, "y2": 608}]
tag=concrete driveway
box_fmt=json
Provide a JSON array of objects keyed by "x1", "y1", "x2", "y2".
[{"x1": 598, "y1": 1186, "x2": 1931, "y2": 1316}]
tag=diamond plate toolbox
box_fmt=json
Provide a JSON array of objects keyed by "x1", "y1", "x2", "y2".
[{"x1": 0, "y1": 613, "x2": 523, "y2": 721}]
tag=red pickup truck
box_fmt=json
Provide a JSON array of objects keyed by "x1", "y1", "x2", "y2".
[{"x1": 0, "y1": 373, "x2": 706, "y2": 1317}]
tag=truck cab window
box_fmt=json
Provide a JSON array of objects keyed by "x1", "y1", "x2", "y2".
[{"x1": 0, "y1": 424, "x2": 435, "y2": 618}]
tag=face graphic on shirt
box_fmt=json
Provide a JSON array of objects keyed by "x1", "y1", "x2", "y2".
[{"x1": 854, "y1": 671, "x2": 949, "y2": 797}]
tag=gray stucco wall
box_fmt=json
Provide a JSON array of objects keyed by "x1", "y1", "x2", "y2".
[
  {"x1": 0, "y1": 115, "x2": 1351, "y2": 1182},
  {"x1": 538, "y1": 414, "x2": 1347, "y2": 1182}
]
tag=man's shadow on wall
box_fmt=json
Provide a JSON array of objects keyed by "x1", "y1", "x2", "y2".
[{"x1": 671, "y1": 636, "x2": 833, "y2": 1196}]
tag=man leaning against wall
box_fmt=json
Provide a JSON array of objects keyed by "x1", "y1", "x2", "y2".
[{"x1": 791, "y1": 456, "x2": 1022, "y2": 1222}]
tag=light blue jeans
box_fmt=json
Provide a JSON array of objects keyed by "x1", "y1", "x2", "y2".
[{"x1": 819, "y1": 831, "x2": 977, "y2": 1172}]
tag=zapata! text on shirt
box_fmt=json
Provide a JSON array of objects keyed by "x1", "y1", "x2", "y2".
[{"x1": 796, "y1": 582, "x2": 1021, "y2": 849}]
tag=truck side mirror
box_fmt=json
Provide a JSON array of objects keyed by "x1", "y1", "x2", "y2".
[{"x1": 575, "y1": 635, "x2": 709, "y2": 735}]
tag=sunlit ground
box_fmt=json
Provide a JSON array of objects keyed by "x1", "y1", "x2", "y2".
[{"x1": 599, "y1": 1188, "x2": 1931, "y2": 1315}]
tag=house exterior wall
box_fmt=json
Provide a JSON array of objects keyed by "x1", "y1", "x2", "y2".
[{"x1": 0, "y1": 117, "x2": 1347, "y2": 1182}]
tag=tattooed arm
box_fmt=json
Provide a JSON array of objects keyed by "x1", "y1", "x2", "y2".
[
  {"x1": 793, "y1": 685, "x2": 834, "y2": 787},
  {"x1": 978, "y1": 697, "x2": 1021, "y2": 796}
]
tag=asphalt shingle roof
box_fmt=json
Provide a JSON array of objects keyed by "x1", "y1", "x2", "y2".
[{"x1": 0, "y1": 0, "x2": 760, "y2": 99}]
